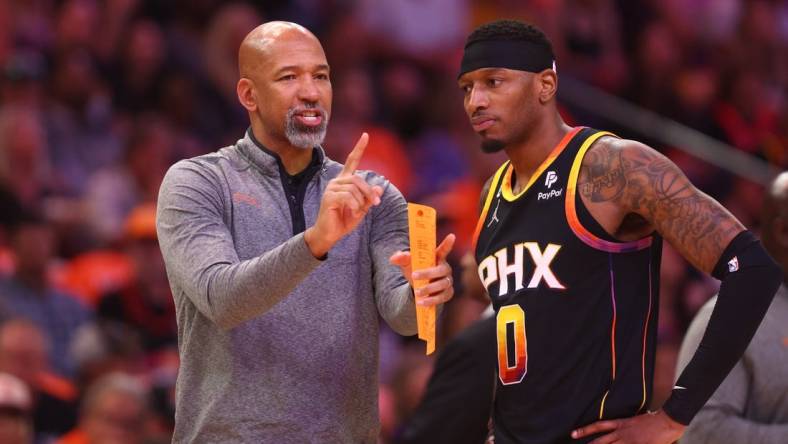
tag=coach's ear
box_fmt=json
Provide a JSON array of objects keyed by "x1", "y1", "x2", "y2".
[
  {"x1": 237, "y1": 78, "x2": 257, "y2": 112},
  {"x1": 536, "y1": 69, "x2": 557, "y2": 104}
]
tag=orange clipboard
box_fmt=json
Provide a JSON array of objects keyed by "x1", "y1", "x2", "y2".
[{"x1": 407, "y1": 203, "x2": 437, "y2": 355}]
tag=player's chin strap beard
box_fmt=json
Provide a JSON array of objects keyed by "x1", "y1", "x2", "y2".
[
  {"x1": 458, "y1": 39, "x2": 554, "y2": 78},
  {"x1": 481, "y1": 138, "x2": 506, "y2": 154}
]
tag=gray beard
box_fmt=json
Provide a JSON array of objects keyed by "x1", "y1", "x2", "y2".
[{"x1": 285, "y1": 108, "x2": 328, "y2": 149}]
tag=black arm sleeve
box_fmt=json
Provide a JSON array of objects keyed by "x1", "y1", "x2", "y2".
[{"x1": 662, "y1": 230, "x2": 782, "y2": 425}]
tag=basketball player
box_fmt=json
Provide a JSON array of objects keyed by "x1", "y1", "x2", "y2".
[
  {"x1": 156, "y1": 22, "x2": 455, "y2": 442},
  {"x1": 458, "y1": 20, "x2": 782, "y2": 443}
]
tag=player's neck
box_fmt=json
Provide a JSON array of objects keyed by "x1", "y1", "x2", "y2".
[
  {"x1": 249, "y1": 124, "x2": 314, "y2": 175},
  {"x1": 506, "y1": 119, "x2": 571, "y2": 192}
]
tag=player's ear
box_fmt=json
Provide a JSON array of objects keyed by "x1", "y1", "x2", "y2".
[
  {"x1": 536, "y1": 69, "x2": 557, "y2": 104},
  {"x1": 237, "y1": 78, "x2": 257, "y2": 112}
]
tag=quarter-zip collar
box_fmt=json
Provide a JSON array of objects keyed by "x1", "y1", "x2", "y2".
[
  {"x1": 238, "y1": 128, "x2": 325, "y2": 177},
  {"x1": 240, "y1": 128, "x2": 325, "y2": 235}
]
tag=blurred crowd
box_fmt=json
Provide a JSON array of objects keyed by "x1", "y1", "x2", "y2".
[{"x1": 0, "y1": 0, "x2": 785, "y2": 443}]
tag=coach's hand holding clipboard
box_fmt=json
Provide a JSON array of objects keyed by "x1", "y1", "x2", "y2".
[{"x1": 390, "y1": 207, "x2": 456, "y2": 354}]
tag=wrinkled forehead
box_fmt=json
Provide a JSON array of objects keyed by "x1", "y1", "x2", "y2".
[{"x1": 262, "y1": 38, "x2": 327, "y2": 78}]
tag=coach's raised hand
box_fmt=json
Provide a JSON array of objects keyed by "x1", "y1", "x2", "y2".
[{"x1": 305, "y1": 132, "x2": 384, "y2": 258}]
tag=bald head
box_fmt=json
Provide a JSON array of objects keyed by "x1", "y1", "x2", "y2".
[
  {"x1": 762, "y1": 171, "x2": 788, "y2": 267},
  {"x1": 238, "y1": 21, "x2": 321, "y2": 78}
]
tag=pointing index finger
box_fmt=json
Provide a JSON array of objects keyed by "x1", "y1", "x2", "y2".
[{"x1": 340, "y1": 132, "x2": 369, "y2": 177}]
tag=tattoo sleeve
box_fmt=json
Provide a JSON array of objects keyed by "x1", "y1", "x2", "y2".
[{"x1": 580, "y1": 139, "x2": 744, "y2": 272}]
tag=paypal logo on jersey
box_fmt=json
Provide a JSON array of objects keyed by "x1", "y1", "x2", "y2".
[
  {"x1": 538, "y1": 171, "x2": 563, "y2": 201},
  {"x1": 545, "y1": 171, "x2": 558, "y2": 188}
]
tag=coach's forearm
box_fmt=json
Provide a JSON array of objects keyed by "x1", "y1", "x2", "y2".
[
  {"x1": 195, "y1": 233, "x2": 324, "y2": 330},
  {"x1": 377, "y1": 283, "x2": 418, "y2": 336}
]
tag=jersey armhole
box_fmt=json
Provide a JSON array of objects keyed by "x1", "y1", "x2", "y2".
[
  {"x1": 565, "y1": 132, "x2": 653, "y2": 253},
  {"x1": 472, "y1": 161, "x2": 509, "y2": 253}
]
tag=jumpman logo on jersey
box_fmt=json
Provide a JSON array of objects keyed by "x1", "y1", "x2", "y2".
[{"x1": 488, "y1": 190, "x2": 502, "y2": 227}]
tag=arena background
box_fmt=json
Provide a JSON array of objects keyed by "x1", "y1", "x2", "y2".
[{"x1": 0, "y1": 0, "x2": 784, "y2": 442}]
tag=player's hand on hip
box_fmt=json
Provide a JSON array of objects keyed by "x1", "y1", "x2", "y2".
[
  {"x1": 571, "y1": 410, "x2": 685, "y2": 444},
  {"x1": 305, "y1": 133, "x2": 383, "y2": 257},
  {"x1": 390, "y1": 233, "x2": 456, "y2": 306}
]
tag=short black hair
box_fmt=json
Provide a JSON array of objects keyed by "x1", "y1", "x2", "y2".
[{"x1": 466, "y1": 20, "x2": 554, "y2": 59}]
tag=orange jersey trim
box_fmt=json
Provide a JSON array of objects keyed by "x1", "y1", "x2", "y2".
[
  {"x1": 565, "y1": 131, "x2": 653, "y2": 253},
  {"x1": 500, "y1": 127, "x2": 582, "y2": 202},
  {"x1": 471, "y1": 161, "x2": 509, "y2": 252}
]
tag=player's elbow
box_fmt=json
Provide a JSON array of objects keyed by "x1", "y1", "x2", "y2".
[{"x1": 748, "y1": 252, "x2": 783, "y2": 306}]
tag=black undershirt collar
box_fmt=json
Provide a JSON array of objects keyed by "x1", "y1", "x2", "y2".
[{"x1": 247, "y1": 129, "x2": 323, "y2": 235}]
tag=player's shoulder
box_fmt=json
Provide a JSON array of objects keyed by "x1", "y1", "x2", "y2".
[
  {"x1": 582, "y1": 134, "x2": 668, "y2": 175},
  {"x1": 586, "y1": 134, "x2": 656, "y2": 158}
]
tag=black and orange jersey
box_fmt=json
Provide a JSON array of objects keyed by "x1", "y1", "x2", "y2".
[{"x1": 473, "y1": 127, "x2": 662, "y2": 444}]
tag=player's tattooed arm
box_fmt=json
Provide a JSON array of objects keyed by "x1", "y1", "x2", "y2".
[{"x1": 581, "y1": 138, "x2": 744, "y2": 273}]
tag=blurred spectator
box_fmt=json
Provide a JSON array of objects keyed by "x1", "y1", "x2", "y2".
[
  {"x1": 0, "y1": 213, "x2": 93, "y2": 377},
  {"x1": 201, "y1": 2, "x2": 261, "y2": 140},
  {"x1": 714, "y1": 68, "x2": 780, "y2": 158},
  {"x1": 0, "y1": 106, "x2": 52, "y2": 209},
  {"x1": 555, "y1": 0, "x2": 630, "y2": 93},
  {"x1": 668, "y1": 62, "x2": 724, "y2": 138},
  {"x1": 625, "y1": 20, "x2": 681, "y2": 114},
  {"x1": 0, "y1": 319, "x2": 78, "y2": 442},
  {"x1": 356, "y1": 0, "x2": 468, "y2": 64},
  {"x1": 0, "y1": 372, "x2": 33, "y2": 444},
  {"x1": 46, "y1": 48, "x2": 121, "y2": 196},
  {"x1": 1, "y1": 51, "x2": 47, "y2": 109},
  {"x1": 85, "y1": 119, "x2": 172, "y2": 244},
  {"x1": 69, "y1": 321, "x2": 146, "y2": 389},
  {"x1": 109, "y1": 20, "x2": 170, "y2": 116},
  {"x1": 325, "y1": 67, "x2": 414, "y2": 196},
  {"x1": 56, "y1": 373, "x2": 152, "y2": 444},
  {"x1": 52, "y1": 0, "x2": 99, "y2": 54},
  {"x1": 96, "y1": 204, "x2": 176, "y2": 351}
]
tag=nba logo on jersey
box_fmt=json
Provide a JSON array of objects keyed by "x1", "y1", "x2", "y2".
[
  {"x1": 728, "y1": 256, "x2": 739, "y2": 273},
  {"x1": 545, "y1": 171, "x2": 558, "y2": 188}
]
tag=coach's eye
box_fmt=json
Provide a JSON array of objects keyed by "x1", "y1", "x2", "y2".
[
  {"x1": 488, "y1": 78, "x2": 502, "y2": 88},
  {"x1": 460, "y1": 84, "x2": 472, "y2": 93},
  {"x1": 315, "y1": 73, "x2": 329, "y2": 81},
  {"x1": 278, "y1": 74, "x2": 296, "y2": 81}
]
